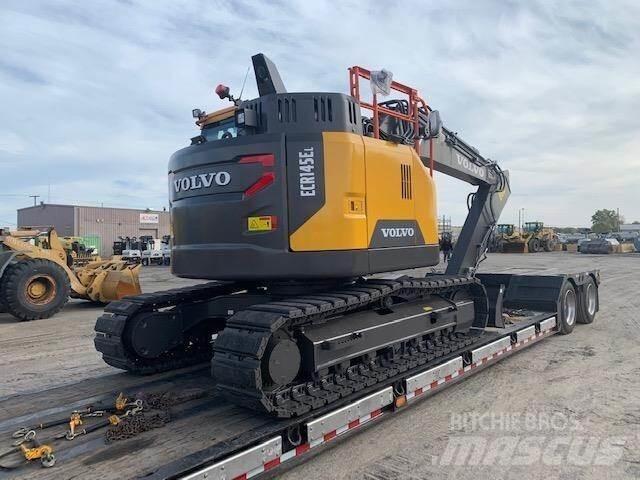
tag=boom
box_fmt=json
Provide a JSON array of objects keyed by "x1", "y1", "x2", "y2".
[{"x1": 420, "y1": 127, "x2": 511, "y2": 276}]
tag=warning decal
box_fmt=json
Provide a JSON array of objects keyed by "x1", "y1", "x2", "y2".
[{"x1": 248, "y1": 216, "x2": 274, "y2": 232}]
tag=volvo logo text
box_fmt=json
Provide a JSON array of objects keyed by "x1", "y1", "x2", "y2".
[
  {"x1": 456, "y1": 153, "x2": 486, "y2": 178},
  {"x1": 173, "y1": 172, "x2": 231, "y2": 193},
  {"x1": 381, "y1": 227, "x2": 415, "y2": 238}
]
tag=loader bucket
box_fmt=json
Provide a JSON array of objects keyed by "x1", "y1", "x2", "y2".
[
  {"x1": 502, "y1": 242, "x2": 527, "y2": 253},
  {"x1": 76, "y1": 261, "x2": 141, "y2": 303}
]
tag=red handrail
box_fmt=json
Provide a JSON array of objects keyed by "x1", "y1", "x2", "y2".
[{"x1": 349, "y1": 66, "x2": 433, "y2": 176}]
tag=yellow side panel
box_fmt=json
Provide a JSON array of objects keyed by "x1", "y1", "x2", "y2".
[
  {"x1": 362, "y1": 138, "x2": 415, "y2": 241},
  {"x1": 362, "y1": 137, "x2": 438, "y2": 246},
  {"x1": 290, "y1": 132, "x2": 368, "y2": 251},
  {"x1": 410, "y1": 149, "x2": 439, "y2": 245}
]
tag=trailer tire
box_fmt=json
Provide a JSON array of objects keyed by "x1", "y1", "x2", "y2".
[
  {"x1": 0, "y1": 259, "x2": 70, "y2": 321},
  {"x1": 557, "y1": 282, "x2": 577, "y2": 334},
  {"x1": 577, "y1": 277, "x2": 597, "y2": 324}
]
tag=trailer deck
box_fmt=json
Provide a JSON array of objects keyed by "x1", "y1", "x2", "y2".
[
  {"x1": 1, "y1": 253, "x2": 636, "y2": 480},
  {"x1": 0, "y1": 308, "x2": 565, "y2": 479}
]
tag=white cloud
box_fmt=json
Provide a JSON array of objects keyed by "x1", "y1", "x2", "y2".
[{"x1": 0, "y1": 0, "x2": 639, "y2": 229}]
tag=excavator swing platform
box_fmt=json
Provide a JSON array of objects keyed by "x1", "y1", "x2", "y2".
[{"x1": 94, "y1": 54, "x2": 600, "y2": 421}]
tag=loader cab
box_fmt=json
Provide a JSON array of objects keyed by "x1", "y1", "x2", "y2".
[
  {"x1": 523, "y1": 222, "x2": 543, "y2": 234},
  {"x1": 497, "y1": 224, "x2": 514, "y2": 236}
]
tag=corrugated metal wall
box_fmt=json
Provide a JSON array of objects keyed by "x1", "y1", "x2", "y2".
[
  {"x1": 76, "y1": 206, "x2": 170, "y2": 257},
  {"x1": 17, "y1": 205, "x2": 75, "y2": 235}
]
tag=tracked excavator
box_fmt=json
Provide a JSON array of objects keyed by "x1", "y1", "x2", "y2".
[{"x1": 95, "y1": 54, "x2": 599, "y2": 418}]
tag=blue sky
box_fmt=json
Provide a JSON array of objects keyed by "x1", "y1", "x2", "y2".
[{"x1": 1, "y1": 0, "x2": 639, "y2": 227}]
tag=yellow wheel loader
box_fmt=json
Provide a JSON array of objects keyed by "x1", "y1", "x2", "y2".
[
  {"x1": 494, "y1": 224, "x2": 527, "y2": 253},
  {"x1": 0, "y1": 227, "x2": 141, "y2": 321},
  {"x1": 495, "y1": 222, "x2": 558, "y2": 253}
]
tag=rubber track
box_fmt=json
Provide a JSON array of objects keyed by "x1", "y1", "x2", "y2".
[
  {"x1": 212, "y1": 274, "x2": 483, "y2": 417},
  {"x1": 94, "y1": 282, "x2": 237, "y2": 374}
]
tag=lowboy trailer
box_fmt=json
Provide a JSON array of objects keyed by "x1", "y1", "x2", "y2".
[{"x1": 148, "y1": 287, "x2": 596, "y2": 480}]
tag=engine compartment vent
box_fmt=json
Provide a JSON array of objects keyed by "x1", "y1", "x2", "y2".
[{"x1": 401, "y1": 164, "x2": 412, "y2": 199}]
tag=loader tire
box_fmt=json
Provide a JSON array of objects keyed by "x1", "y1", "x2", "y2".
[
  {"x1": 528, "y1": 238, "x2": 541, "y2": 253},
  {"x1": 577, "y1": 277, "x2": 597, "y2": 324},
  {"x1": 0, "y1": 259, "x2": 70, "y2": 321},
  {"x1": 543, "y1": 238, "x2": 556, "y2": 252},
  {"x1": 557, "y1": 282, "x2": 577, "y2": 335}
]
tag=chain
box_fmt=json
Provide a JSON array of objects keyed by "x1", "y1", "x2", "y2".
[
  {"x1": 104, "y1": 389, "x2": 207, "y2": 442},
  {"x1": 104, "y1": 410, "x2": 170, "y2": 443}
]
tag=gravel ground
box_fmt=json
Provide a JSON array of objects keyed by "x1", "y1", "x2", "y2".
[{"x1": 0, "y1": 252, "x2": 638, "y2": 479}]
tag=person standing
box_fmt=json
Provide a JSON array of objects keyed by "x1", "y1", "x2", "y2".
[{"x1": 440, "y1": 233, "x2": 453, "y2": 263}]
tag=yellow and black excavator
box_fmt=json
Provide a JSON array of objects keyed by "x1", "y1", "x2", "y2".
[
  {"x1": 0, "y1": 227, "x2": 141, "y2": 321},
  {"x1": 95, "y1": 54, "x2": 599, "y2": 418}
]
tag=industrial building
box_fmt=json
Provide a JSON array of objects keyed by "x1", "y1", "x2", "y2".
[{"x1": 17, "y1": 203, "x2": 170, "y2": 258}]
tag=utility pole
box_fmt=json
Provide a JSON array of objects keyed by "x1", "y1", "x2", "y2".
[{"x1": 29, "y1": 195, "x2": 40, "y2": 206}]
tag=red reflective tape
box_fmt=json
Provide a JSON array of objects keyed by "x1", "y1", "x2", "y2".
[
  {"x1": 415, "y1": 387, "x2": 423, "y2": 396},
  {"x1": 371, "y1": 409, "x2": 382, "y2": 418},
  {"x1": 458, "y1": 368, "x2": 465, "y2": 376},
  {"x1": 444, "y1": 374, "x2": 452, "y2": 382},
  {"x1": 264, "y1": 457, "x2": 281, "y2": 471},
  {"x1": 239, "y1": 153, "x2": 275, "y2": 167},
  {"x1": 296, "y1": 443, "x2": 311, "y2": 456},
  {"x1": 244, "y1": 172, "x2": 275, "y2": 198},
  {"x1": 324, "y1": 430, "x2": 337, "y2": 442},
  {"x1": 348, "y1": 419, "x2": 360, "y2": 429},
  {"x1": 233, "y1": 475, "x2": 248, "y2": 480},
  {"x1": 430, "y1": 380, "x2": 438, "y2": 389}
]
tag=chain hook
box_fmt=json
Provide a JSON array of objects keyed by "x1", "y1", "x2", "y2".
[{"x1": 12, "y1": 430, "x2": 36, "y2": 446}]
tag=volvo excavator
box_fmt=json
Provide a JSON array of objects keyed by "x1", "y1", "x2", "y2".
[{"x1": 95, "y1": 54, "x2": 599, "y2": 418}]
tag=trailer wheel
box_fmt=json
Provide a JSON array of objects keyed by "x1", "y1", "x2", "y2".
[
  {"x1": 577, "y1": 277, "x2": 598, "y2": 324},
  {"x1": 0, "y1": 259, "x2": 70, "y2": 321},
  {"x1": 557, "y1": 282, "x2": 577, "y2": 334}
]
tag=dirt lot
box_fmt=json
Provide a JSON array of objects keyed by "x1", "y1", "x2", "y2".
[{"x1": 0, "y1": 252, "x2": 638, "y2": 479}]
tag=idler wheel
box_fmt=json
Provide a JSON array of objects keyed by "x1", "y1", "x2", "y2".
[{"x1": 263, "y1": 332, "x2": 301, "y2": 387}]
